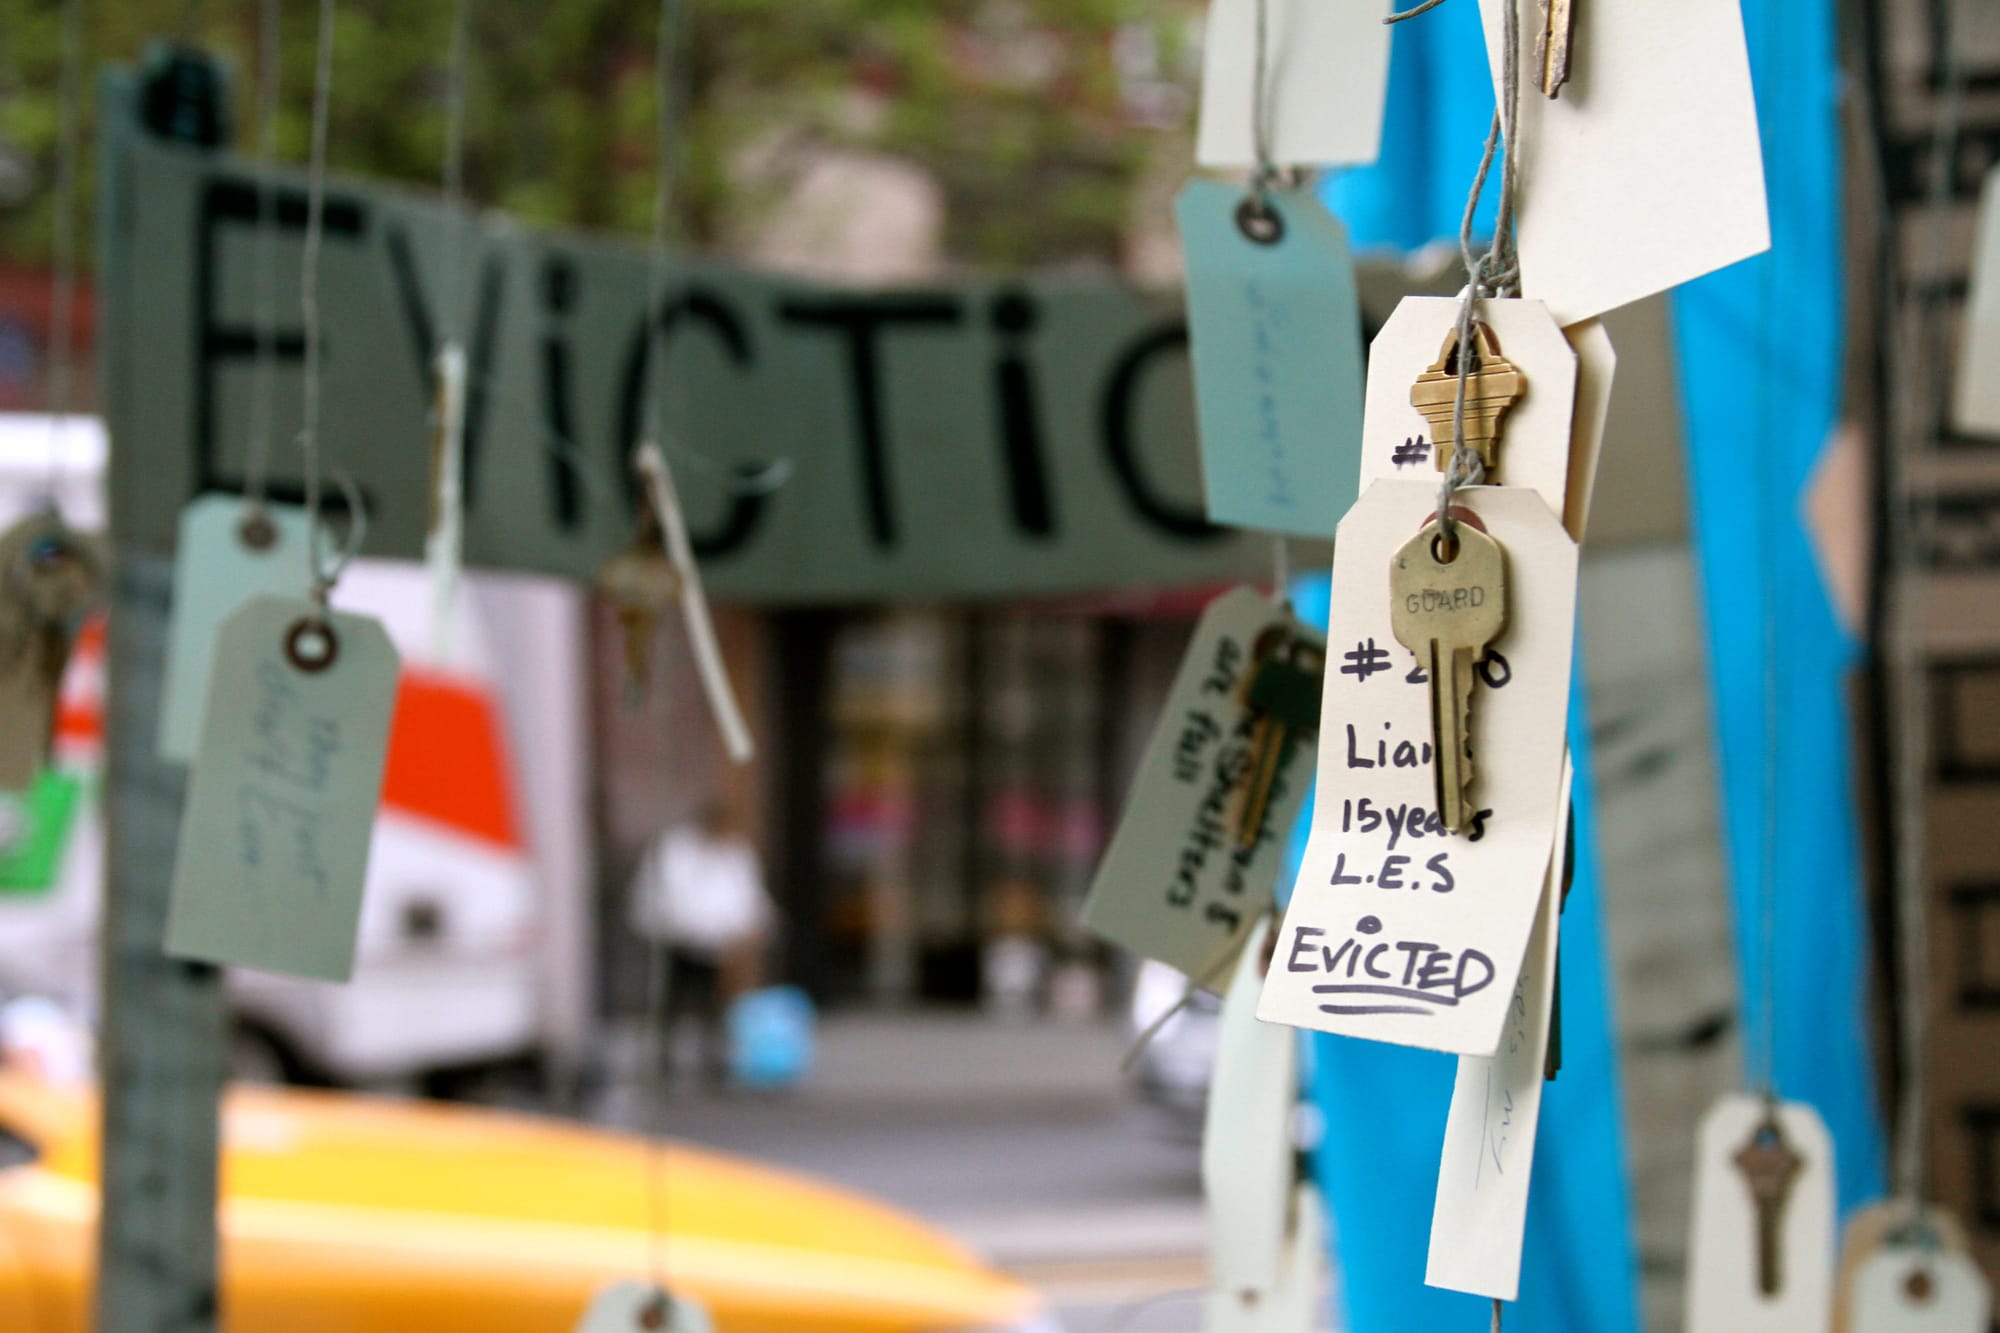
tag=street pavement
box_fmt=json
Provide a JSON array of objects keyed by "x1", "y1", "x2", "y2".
[{"x1": 592, "y1": 1012, "x2": 1215, "y2": 1331}]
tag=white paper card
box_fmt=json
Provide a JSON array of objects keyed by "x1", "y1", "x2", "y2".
[
  {"x1": 1564, "y1": 320, "x2": 1615, "y2": 542},
  {"x1": 424, "y1": 341, "x2": 468, "y2": 664},
  {"x1": 1684, "y1": 1094, "x2": 1836, "y2": 1333},
  {"x1": 157, "y1": 495, "x2": 313, "y2": 763},
  {"x1": 1837, "y1": 1201, "x2": 1974, "y2": 1333},
  {"x1": 1258, "y1": 481, "x2": 1578, "y2": 1055},
  {"x1": 1203, "y1": 914, "x2": 1298, "y2": 1299},
  {"x1": 1477, "y1": 0, "x2": 1770, "y2": 326},
  {"x1": 1425, "y1": 759, "x2": 1573, "y2": 1301},
  {"x1": 636, "y1": 444, "x2": 754, "y2": 764},
  {"x1": 1084, "y1": 587, "x2": 1320, "y2": 984},
  {"x1": 1955, "y1": 164, "x2": 2000, "y2": 436},
  {"x1": 1196, "y1": 0, "x2": 1392, "y2": 169},
  {"x1": 576, "y1": 1282, "x2": 714, "y2": 1333},
  {"x1": 1359, "y1": 298, "x2": 1579, "y2": 523},
  {"x1": 1204, "y1": 1182, "x2": 1327, "y2": 1333},
  {"x1": 1852, "y1": 1246, "x2": 1991, "y2": 1332},
  {"x1": 164, "y1": 596, "x2": 400, "y2": 983}
]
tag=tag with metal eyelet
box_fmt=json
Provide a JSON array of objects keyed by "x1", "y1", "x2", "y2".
[
  {"x1": 158, "y1": 494, "x2": 315, "y2": 763},
  {"x1": 575, "y1": 1282, "x2": 714, "y2": 1333},
  {"x1": 163, "y1": 594, "x2": 400, "y2": 983},
  {"x1": 1177, "y1": 177, "x2": 1365, "y2": 539},
  {"x1": 0, "y1": 511, "x2": 104, "y2": 791}
]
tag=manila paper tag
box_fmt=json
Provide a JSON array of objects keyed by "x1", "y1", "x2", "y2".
[
  {"x1": 1564, "y1": 320, "x2": 1615, "y2": 543},
  {"x1": 1425, "y1": 758, "x2": 1572, "y2": 1301},
  {"x1": 1205, "y1": 1182, "x2": 1328, "y2": 1333},
  {"x1": 1203, "y1": 914, "x2": 1298, "y2": 1299},
  {"x1": 1257, "y1": 482, "x2": 1578, "y2": 1055},
  {"x1": 1178, "y1": 178, "x2": 1365, "y2": 540},
  {"x1": 164, "y1": 596, "x2": 400, "y2": 983},
  {"x1": 157, "y1": 495, "x2": 313, "y2": 764},
  {"x1": 1196, "y1": 0, "x2": 1391, "y2": 170},
  {"x1": 575, "y1": 1282, "x2": 714, "y2": 1333},
  {"x1": 1358, "y1": 298, "x2": 1578, "y2": 523},
  {"x1": 1476, "y1": 0, "x2": 1769, "y2": 327},
  {"x1": 1836, "y1": 1200, "x2": 1973, "y2": 1333},
  {"x1": 1955, "y1": 164, "x2": 2000, "y2": 435},
  {"x1": 1684, "y1": 1093, "x2": 1836, "y2": 1333},
  {"x1": 1851, "y1": 1244, "x2": 1991, "y2": 1333},
  {"x1": 1083, "y1": 587, "x2": 1320, "y2": 985}
]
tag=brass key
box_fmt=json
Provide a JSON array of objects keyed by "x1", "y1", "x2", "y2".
[
  {"x1": 0, "y1": 512, "x2": 103, "y2": 791},
  {"x1": 1409, "y1": 323, "x2": 1525, "y2": 474},
  {"x1": 1234, "y1": 632, "x2": 1325, "y2": 851},
  {"x1": 1733, "y1": 1110, "x2": 1803, "y2": 1298},
  {"x1": 595, "y1": 511, "x2": 681, "y2": 698},
  {"x1": 1537, "y1": 0, "x2": 1574, "y2": 98},
  {"x1": 1390, "y1": 515, "x2": 1507, "y2": 833}
]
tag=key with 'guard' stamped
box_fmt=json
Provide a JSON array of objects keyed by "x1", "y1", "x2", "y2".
[{"x1": 1390, "y1": 513, "x2": 1506, "y2": 833}]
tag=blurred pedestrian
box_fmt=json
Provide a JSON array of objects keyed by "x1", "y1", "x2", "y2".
[{"x1": 628, "y1": 799, "x2": 776, "y2": 1086}]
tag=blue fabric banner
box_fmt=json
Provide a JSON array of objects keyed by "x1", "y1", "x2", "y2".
[{"x1": 1670, "y1": 0, "x2": 1887, "y2": 1208}]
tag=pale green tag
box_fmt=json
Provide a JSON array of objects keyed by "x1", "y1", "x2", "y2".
[
  {"x1": 157, "y1": 495, "x2": 313, "y2": 763},
  {"x1": 1082, "y1": 586, "x2": 1320, "y2": 984},
  {"x1": 575, "y1": 1283, "x2": 714, "y2": 1333},
  {"x1": 1177, "y1": 179, "x2": 1365, "y2": 540},
  {"x1": 164, "y1": 595, "x2": 400, "y2": 982}
]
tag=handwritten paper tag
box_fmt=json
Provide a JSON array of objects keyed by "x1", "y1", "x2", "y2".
[
  {"x1": 1425, "y1": 759, "x2": 1572, "y2": 1300},
  {"x1": 157, "y1": 495, "x2": 313, "y2": 764},
  {"x1": 1564, "y1": 320, "x2": 1615, "y2": 542},
  {"x1": 1359, "y1": 298, "x2": 1578, "y2": 521},
  {"x1": 575, "y1": 1282, "x2": 714, "y2": 1333},
  {"x1": 1475, "y1": 0, "x2": 1768, "y2": 326},
  {"x1": 1178, "y1": 179, "x2": 1364, "y2": 540},
  {"x1": 1955, "y1": 165, "x2": 2000, "y2": 436},
  {"x1": 1195, "y1": 0, "x2": 1391, "y2": 170},
  {"x1": 1205, "y1": 1182, "x2": 1327, "y2": 1333},
  {"x1": 1257, "y1": 482, "x2": 1578, "y2": 1055},
  {"x1": 1852, "y1": 1244, "x2": 1991, "y2": 1333},
  {"x1": 1204, "y1": 914, "x2": 1297, "y2": 1298},
  {"x1": 1083, "y1": 587, "x2": 1320, "y2": 984},
  {"x1": 164, "y1": 596, "x2": 400, "y2": 982},
  {"x1": 1684, "y1": 1094, "x2": 1836, "y2": 1333}
]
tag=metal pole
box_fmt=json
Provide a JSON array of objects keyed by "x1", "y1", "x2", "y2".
[{"x1": 94, "y1": 56, "x2": 229, "y2": 1333}]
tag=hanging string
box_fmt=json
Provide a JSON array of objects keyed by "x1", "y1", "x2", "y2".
[
  {"x1": 296, "y1": 0, "x2": 356, "y2": 603},
  {"x1": 1248, "y1": 0, "x2": 1277, "y2": 206},
  {"x1": 1491, "y1": 1297, "x2": 1503, "y2": 1331},
  {"x1": 44, "y1": 0, "x2": 84, "y2": 494},
  {"x1": 439, "y1": 0, "x2": 472, "y2": 347},
  {"x1": 1389, "y1": 0, "x2": 1522, "y2": 540},
  {"x1": 643, "y1": 0, "x2": 688, "y2": 461},
  {"x1": 243, "y1": 0, "x2": 282, "y2": 517},
  {"x1": 638, "y1": 2, "x2": 689, "y2": 1304},
  {"x1": 1743, "y1": 0, "x2": 1786, "y2": 1103}
]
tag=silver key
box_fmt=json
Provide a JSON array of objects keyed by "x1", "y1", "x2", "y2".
[{"x1": 1390, "y1": 515, "x2": 1507, "y2": 832}]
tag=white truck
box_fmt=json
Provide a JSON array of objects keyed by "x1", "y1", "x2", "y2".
[{"x1": 0, "y1": 413, "x2": 595, "y2": 1092}]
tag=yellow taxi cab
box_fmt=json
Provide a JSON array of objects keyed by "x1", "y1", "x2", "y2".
[{"x1": 0, "y1": 1072, "x2": 1046, "y2": 1333}]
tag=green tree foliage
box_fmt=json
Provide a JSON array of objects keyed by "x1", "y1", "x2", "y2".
[{"x1": 0, "y1": 0, "x2": 1196, "y2": 270}]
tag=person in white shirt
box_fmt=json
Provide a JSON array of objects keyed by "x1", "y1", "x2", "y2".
[{"x1": 628, "y1": 800, "x2": 776, "y2": 1085}]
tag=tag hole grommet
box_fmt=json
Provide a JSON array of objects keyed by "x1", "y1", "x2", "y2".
[
  {"x1": 639, "y1": 1292, "x2": 671, "y2": 1330},
  {"x1": 1903, "y1": 1266, "x2": 1935, "y2": 1304},
  {"x1": 285, "y1": 617, "x2": 341, "y2": 674},
  {"x1": 237, "y1": 511, "x2": 277, "y2": 552},
  {"x1": 1234, "y1": 195, "x2": 1285, "y2": 245}
]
